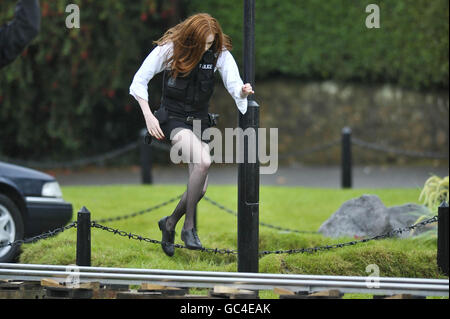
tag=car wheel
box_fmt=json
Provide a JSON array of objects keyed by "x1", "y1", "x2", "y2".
[{"x1": 0, "y1": 194, "x2": 24, "y2": 263}]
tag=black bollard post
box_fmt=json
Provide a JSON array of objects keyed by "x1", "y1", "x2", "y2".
[
  {"x1": 437, "y1": 201, "x2": 449, "y2": 275},
  {"x1": 76, "y1": 206, "x2": 91, "y2": 267},
  {"x1": 140, "y1": 128, "x2": 153, "y2": 185},
  {"x1": 341, "y1": 127, "x2": 353, "y2": 189},
  {"x1": 238, "y1": 0, "x2": 260, "y2": 273}
]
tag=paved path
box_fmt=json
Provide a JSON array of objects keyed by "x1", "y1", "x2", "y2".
[{"x1": 55, "y1": 164, "x2": 449, "y2": 189}]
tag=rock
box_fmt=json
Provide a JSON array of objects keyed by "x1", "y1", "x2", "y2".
[
  {"x1": 387, "y1": 204, "x2": 433, "y2": 238},
  {"x1": 318, "y1": 195, "x2": 435, "y2": 238},
  {"x1": 318, "y1": 195, "x2": 390, "y2": 238}
]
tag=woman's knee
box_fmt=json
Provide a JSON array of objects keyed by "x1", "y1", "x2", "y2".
[
  {"x1": 195, "y1": 156, "x2": 211, "y2": 172},
  {"x1": 199, "y1": 143, "x2": 212, "y2": 170}
]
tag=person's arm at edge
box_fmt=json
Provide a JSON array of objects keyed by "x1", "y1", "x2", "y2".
[{"x1": 0, "y1": 0, "x2": 41, "y2": 68}]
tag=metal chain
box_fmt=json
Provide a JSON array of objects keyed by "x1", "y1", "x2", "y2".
[
  {"x1": 90, "y1": 221, "x2": 238, "y2": 255},
  {"x1": 203, "y1": 196, "x2": 319, "y2": 234},
  {"x1": 90, "y1": 216, "x2": 437, "y2": 257},
  {"x1": 93, "y1": 194, "x2": 183, "y2": 224},
  {"x1": 278, "y1": 139, "x2": 340, "y2": 160},
  {"x1": 0, "y1": 142, "x2": 140, "y2": 169},
  {"x1": 0, "y1": 222, "x2": 77, "y2": 249},
  {"x1": 259, "y1": 215, "x2": 438, "y2": 255},
  {"x1": 0, "y1": 136, "x2": 172, "y2": 170},
  {"x1": 2, "y1": 134, "x2": 446, "y2": 170},
  {"x1": 352, "y1": 137, "x2": 449, "y2": 159},
  {"x1": 0, "y1": 204, "x2": 438, "y2": 257}
]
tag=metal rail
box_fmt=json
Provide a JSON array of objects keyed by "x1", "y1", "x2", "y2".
[{"x1": 0, "y1": 263, "x2": 448, "y2": 297}]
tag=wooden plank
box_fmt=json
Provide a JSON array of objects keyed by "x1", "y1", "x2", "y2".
[
  {"x1": 140, "y1": 283, "x2": 167, "y2": 290},
  {"x1": 279, "y1": 289, "x2": 343, "y2": 299},
  {"x1": 40, "y1": 278, "x2": 61, "y2": 288},
  {"x1": 209, "y1": 286, "x2": 258, "y2": 299},
  {"x1": 44, "y1": 286, "x2": 93, "y2": 299},
  {"x1": 309, "y1": 289, "x2": 343, "y2": 298},
  {"x1": 213, "y1": 286, "x2": 255, "y2": 295},
  {"x1": 116, "y1": 290, "x2": 167, "y2": 299},
  {"x1": 0, "y1": 281, "x2": 23, "y2": 291},
  {"x1": 384, "y1": 294, "x2": 415, "y2": 299},
  {"x1": 274, "y1": 287, "x2": 295, "y2": 296},
  {"x1": 138, "y1": 283, "x2": 188, "y2": 296},
  {"x1": 69, "y1": 282, "x2": 100, "y2": 290}
]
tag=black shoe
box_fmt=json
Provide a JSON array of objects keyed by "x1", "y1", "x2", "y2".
[
  {"x1": 181, "y1": 227, "x2": 203, "y2": 250},
  {"x1": 158, "y1": 216, "x2": 175, "y2": 257}
]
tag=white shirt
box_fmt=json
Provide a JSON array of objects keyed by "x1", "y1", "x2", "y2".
[{"x1": 129, "y1": 42, "x2": 248, "y2": 114}]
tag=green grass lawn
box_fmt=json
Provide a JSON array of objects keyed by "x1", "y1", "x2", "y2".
[{"x1": 19, "y1": 185, "x2": 448, "y2": 298}]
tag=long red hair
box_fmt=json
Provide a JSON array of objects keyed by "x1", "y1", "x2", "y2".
[{"x1": 154, "y1": 13, "x2": 232, "y2": 78}]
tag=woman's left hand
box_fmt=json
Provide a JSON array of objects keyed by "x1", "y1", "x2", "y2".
[{"x1": 241, "y1": 83, "x2": 255, "y2": 98}]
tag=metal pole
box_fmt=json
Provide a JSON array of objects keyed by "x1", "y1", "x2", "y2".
[
  {"x1": 437, "y1": 201, "x2": 449, "y2": 276},
  {"x1": 140, "y1": 128, "x2": 153, "y2": 184},
  {"x1": 238, "y1": 0, "x2": 260, "y2": 273},
  {"x1": 341, "y1": 127, "x2": 352, "y2": 189},
  {"x1": 76, "y1": 206, "x2": 91, "y2": 267}
]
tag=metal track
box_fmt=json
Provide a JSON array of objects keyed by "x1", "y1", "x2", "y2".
[{"x1": 0, "y1": 263, "x2": 448, "y2": 297}]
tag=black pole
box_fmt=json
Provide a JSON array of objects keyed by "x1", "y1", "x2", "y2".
[
  {"x1": 76, "y1": 206, "x2": 91, "y2": 267},
  {"x1": 437, "y1": 201, "x2": 449, "y2": 275},
  {"x1": 341, "y1": 127, "x2": 352, "y2": 189},
  {"x1": 140, "y1": 128, "x2": 153, "y2": 184},
  {"x1": 238, "y1": 0, "x2": 260, "y2": 273}
]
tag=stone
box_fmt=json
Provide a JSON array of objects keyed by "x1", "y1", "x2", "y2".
[
  {"x1": 318, "y1": 195, "x2": 434, "y2": 238},
  {"x1": 318, "y1": 195, "x2": 390, "y2": 238},
  {"x1": 387, "y1": 203, "x2": 434, "y2": 237}
]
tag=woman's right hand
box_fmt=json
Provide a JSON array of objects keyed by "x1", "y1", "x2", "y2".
[{"x1": 145, "y1": 114, "x2": 165, "y2": 140}]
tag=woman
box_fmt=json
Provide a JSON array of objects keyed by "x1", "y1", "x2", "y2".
[{"x1": 129, "y1": 13, "x2": 254, "y2": 257}]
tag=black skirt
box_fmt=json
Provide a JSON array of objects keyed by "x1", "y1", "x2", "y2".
[{"x1": 160, "y1": 117, "x2": 211, "y2": 144}]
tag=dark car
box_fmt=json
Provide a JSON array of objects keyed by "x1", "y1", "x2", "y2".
[{"x1": 0, "y1": 161, "x2": 73, "y2": 263}]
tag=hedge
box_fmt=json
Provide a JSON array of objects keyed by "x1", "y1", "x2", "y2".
[
  {"x1": 0, "y1": 0, "x2": 448, "y2": 161},
  {"x1": 0, "y1": 0, "x2": 175, "y2": 161},
  {"x1": 188, "y1": 0, "x2": 449, "y2": 90}
]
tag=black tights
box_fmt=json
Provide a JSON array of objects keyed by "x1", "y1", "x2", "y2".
[{"x1": 166, "y1": 129, "x2": 211, "y2": 231}]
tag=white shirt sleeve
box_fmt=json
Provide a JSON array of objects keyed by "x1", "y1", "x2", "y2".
[
  {"x1": 129, "y1": 42, "x2": 173, "y2": 102},
  {"x1": 216, "y1": 49, "x2": 248, "y2": 115}
]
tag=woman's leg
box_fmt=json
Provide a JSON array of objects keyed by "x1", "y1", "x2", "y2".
[
  {"x1": 166, "y1": 163, "x2": 209, "y2": 231},
  {"x1": 166, "y1": 129, "x2": 211, "y2": 232}
]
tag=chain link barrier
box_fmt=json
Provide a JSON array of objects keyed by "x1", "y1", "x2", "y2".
[
  {"x1": 92, "y1": 194, "x2": 182, "y2": 224},
  {"x1": 0, "y1": 142, "x2": 140, "y2": 169},
  {"x1": 277, "y1": 139, "x2": 341, "y2": 159},
  {"x1": 0, "y1": 193, "x2": 439, "y2": 257},
  {"x1": 203, "y1": 196, "x2": 319, "y2": 235},
  {"x1": 90, "y1": 221, "x2": 238, "y2": 255},
  {"x1": 88, "y1": 215, "x2": 438, "y2": 256},
  {"x1": 0, "y1": 222, "x2": 77, "y2": 249},
  {"x1": 352, "y1": 137, "x2": 449, "y2": 159},
  {"x1": 0, "y1": 138, "x2": 172, "y2": 170},
  {"x1": 2, "y1": 131, "x2": 446, "y2": 170},
  {"x1": 259, "y1": 216, "x2": 438, "y2": 255}
]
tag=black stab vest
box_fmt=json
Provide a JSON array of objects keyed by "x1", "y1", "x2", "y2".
[{"x1": 161, "y1": 50, "x2": 217, "y2": 115}]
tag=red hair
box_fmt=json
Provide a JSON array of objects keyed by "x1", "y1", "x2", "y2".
[{"x1": 154, "y1": 13, "x2": 232, "y2": 78}]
